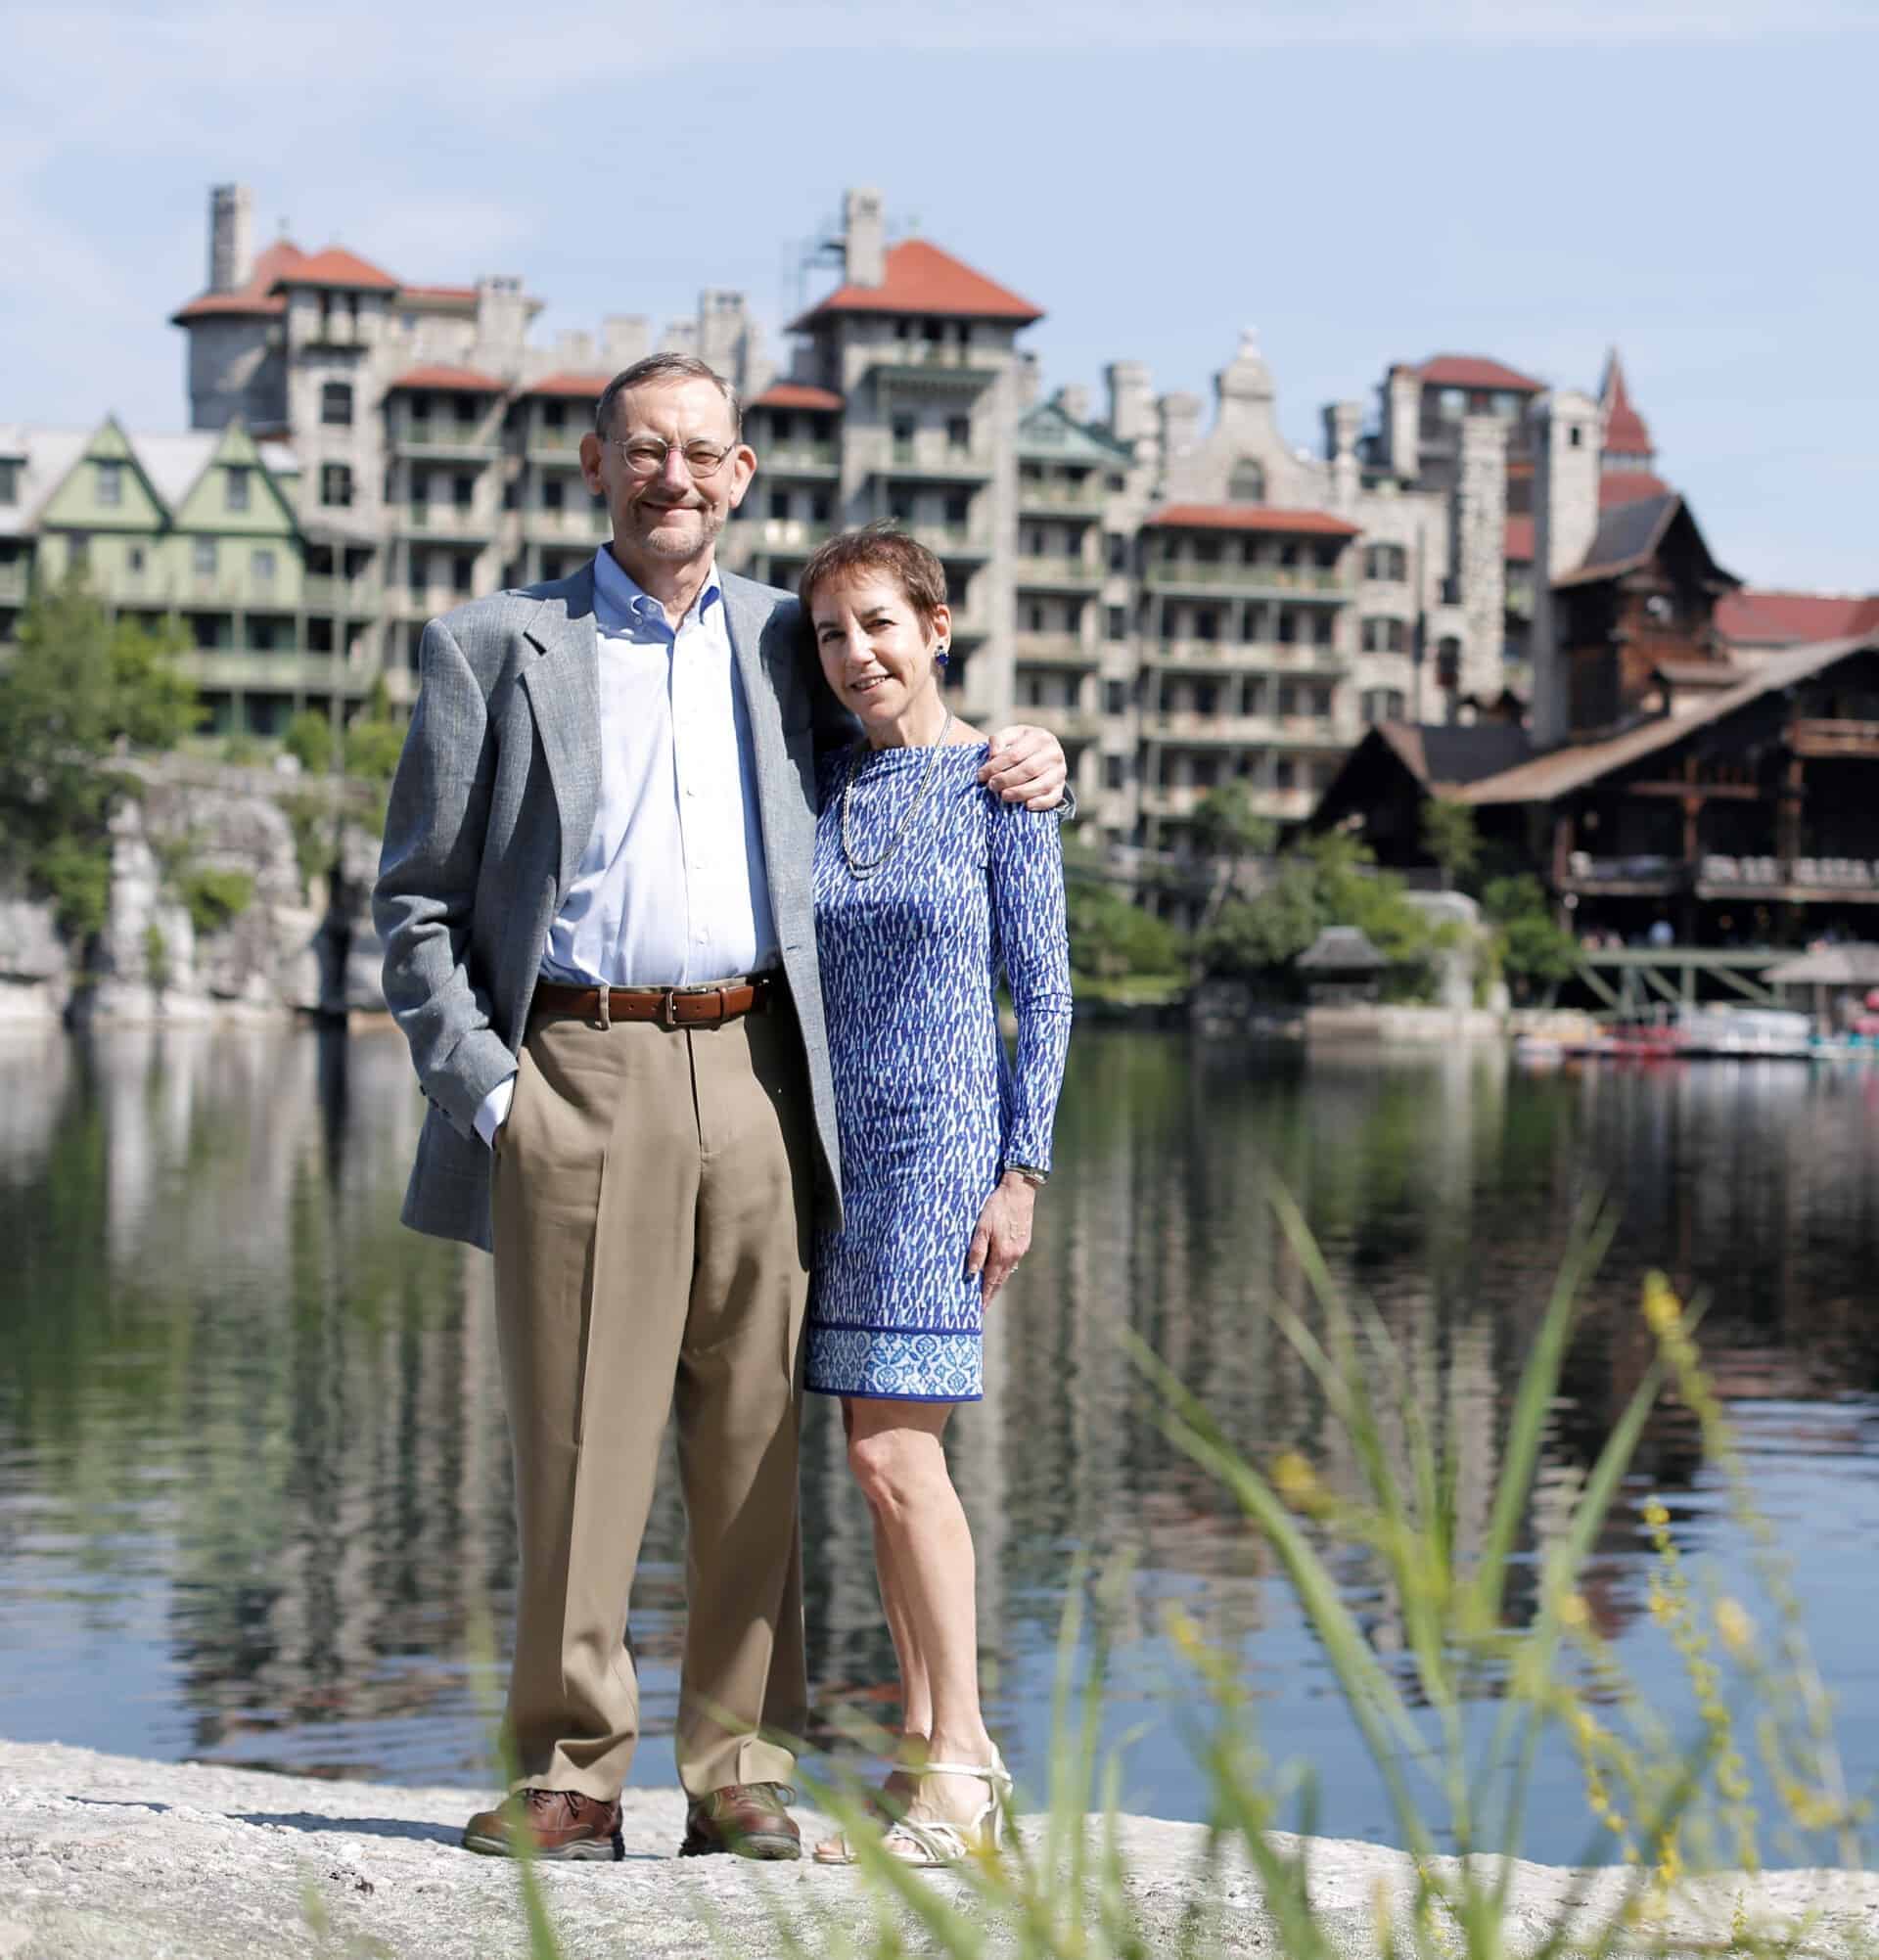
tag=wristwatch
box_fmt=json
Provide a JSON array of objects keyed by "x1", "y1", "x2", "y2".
[{"x1": 1003, "y1": 1162, "x2": 1050, "y2": 1188}]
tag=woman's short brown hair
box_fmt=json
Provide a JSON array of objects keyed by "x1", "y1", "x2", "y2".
[{"x1": 798, "y1": 524, "x2": 948, "y2": 630}]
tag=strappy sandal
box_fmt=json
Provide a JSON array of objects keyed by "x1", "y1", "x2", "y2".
[
  {"x1": 878, "y1": 1750, "x2": 1014, "y2": 1869},
  {"x1": 814, "y1": 1749, "x2": 1014, "y2": 1868}
]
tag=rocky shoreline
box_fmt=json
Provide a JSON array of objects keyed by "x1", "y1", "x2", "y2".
[{"x1": 1, "y1": 1742, "x2": 1873, "y2": 1958}]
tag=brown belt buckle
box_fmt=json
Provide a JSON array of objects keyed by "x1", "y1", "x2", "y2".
[{"x1": 661, "y1": 981, "x2": 716, "y2": 1029}]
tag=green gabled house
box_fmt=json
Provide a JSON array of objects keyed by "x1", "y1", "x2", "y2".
[{"x1": 5, "y1": 417, "x2": 378, "y2": 736}]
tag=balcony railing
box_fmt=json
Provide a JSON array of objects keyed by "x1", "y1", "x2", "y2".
[
  {"x1": 1697, "y1": 854, "x2": 1879, "y2": 897},
  {"x1": 1014, "y1": 555, "x2": 1101, "y2": 589},
  {"x1": 1027, "y1": 707, "x2": 1104, "y2": 745},
  {"x1": 1145, "y1": 561, "x2": 1348, "y2": 597},
  {"x1": 1016, "y1": 476, "x2": 1107, "y2": 515},
  {"x1": 878, "y1": 444, "x2": 993, "y2": 480},
  {"x1": 177, "y1": 650, "x2": 347, "y2": 693},
  {"x1": 521, "y1": 507, "x2": 610, "y2": 544},
  {"x1": 760, "y1": 442, "x2": 840, "y2": 475},
  {"x1": 1788, "y1": 718, "x2": 1879, "y2": 758},
  {"x1": 909, "y1": 524, "x2": 993, "y2": 561},
  {"x1": 1013, "y1": 632, "x2": 1098, "y2": 667},
  {"x1": 1149, "y1": 709, "x2": 1341, "y2": 746},
  {"x1": 394, "y1": 424, "x2": 502, "y2": 455},
  {"x1": 750, "y1": 517, "x2": 832, "y2": 556},
  {"x1": 400, "y1": 505, "x2": 498, "y2": 539},
  {"x1": 302, "y1": 574, "x2": 378, "y2": 611}
]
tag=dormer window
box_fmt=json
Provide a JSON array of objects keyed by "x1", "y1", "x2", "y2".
[
  {"x1": 96, "y1": 461, "x2": 123, "y2": 507},
  {"x1": 0, "y1": 459, "x2": 18, "y2": 504},
  {"x1": 225, "y1": 467, "x2": 252, "y2": 513}
]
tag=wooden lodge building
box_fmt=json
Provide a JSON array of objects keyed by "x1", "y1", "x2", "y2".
[{"x1": 1314, "y1": 382, "x2": 1879, "y2": 950}]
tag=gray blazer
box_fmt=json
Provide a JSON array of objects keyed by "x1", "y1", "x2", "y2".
[{"x1": 373, "y1": 562, "x2": 849, "y2": 1253}]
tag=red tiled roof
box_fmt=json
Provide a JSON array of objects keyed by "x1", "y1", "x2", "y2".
[
  {"x1": 1600, "y1": 350, "x2": 1654, "y2": 458},
  {"x1": 1599, "y1": 470, "x2": 1670, "y2": 506},
  {"x1": 751, "y1": 383, "x2": 845, "y2": 412},
  {"x1": 170, "y1": 238, "x2": 307, "y2": 324},
  {"x1": 521, "y1": 371, "x2": 612, "y2": 397},
  {"x1": 1716, "y1": 589, "x2": 1879, "y2": 647},
  {"x1": 1147, "y1": 503, "x2": 1361, "y2": 538},
  {"x1": 791, "y1": 239, "x2": 1043, "y2": 329},
  {"x1": 1504, "y1": 516, "x2": 1535, "y2": 562},
  {"x1": 272, "y1": 246, "x2": 399, "y2": 292},
  {"x1": 401, "y1": 284, "x2": 479, "y2": 304},
  {"x1": 387, "y1": 364, "x2": 509, "y2": 393},
  {"x1": 1416, "y1": 354, "x2": 1545, "y2": 392}
]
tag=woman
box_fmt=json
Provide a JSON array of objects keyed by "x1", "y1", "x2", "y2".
[{"x1": 798, "y1": 525, "x2": 1072, "y2": 1866}]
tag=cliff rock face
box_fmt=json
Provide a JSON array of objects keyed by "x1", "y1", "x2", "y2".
[{"x1": 0, "y1": 762, "x2": 387, "y2": 1024}]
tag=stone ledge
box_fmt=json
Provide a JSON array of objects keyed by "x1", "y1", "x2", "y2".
[{"x1": 0, "y1": 1742, "x2": 1871, "y2": 1959}]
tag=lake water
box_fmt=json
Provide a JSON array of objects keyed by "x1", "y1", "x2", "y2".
[{"x1": 3, "y1": 1023, "x2": 1877, "y2": 1864}]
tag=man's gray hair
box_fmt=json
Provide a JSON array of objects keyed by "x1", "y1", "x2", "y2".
[{"x1": 594, "y1": 354, "x2": 742, "y2": 440}]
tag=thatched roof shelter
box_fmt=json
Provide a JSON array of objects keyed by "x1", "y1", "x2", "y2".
[{"x1": 1297, "y1": 927, "x2": 1388, "y2": 975}]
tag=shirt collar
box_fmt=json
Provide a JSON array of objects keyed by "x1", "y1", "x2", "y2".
[{"x1": 592, "y1": 545, "x2": 721, "y2": 630}]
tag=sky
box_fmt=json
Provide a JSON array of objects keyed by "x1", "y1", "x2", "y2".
[{"x1": 4, "y1": 0, "x2": 1872, "y2": 591}]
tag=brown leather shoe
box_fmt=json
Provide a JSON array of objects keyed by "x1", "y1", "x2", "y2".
[
  {"x1": 678, "y1": 1781, "x2": 801, "y2": 1860},
  {"x1": 462, "y1": 1788, "x2": 623, "y2": 1861}
]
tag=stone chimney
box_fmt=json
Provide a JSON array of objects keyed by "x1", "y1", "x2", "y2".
[
  {"x1": 1384, "y1": 365, "x2": 1421, "y2": 479},
  {"x1": 1104, "y1": 361, "x2": 1154, "y2": 444},
  {"x1": 208, "y1": 183, "x2": 252, "y2": 294},
  {"x1": 1056, "y1": 383, "x2": 1090, "y2": 425},
  {"x1": 844, "y1": 187, "x2": 887, "y2": 289},
  {"x1": 601, "y1": 315, "x2": 651, "y2": 371},
  {"x1": 1323, "y1": 400, "x2": 1362, "y2": 512},
  {"x1": 1013, "y1": 351, "x2": 1041, "y2": 410},
  {"x1": 474, "y1": 275, "x2": 528, "y2": 370},
  {"x1": 1159, "y1": 390, "x2": 1203, "y2": 466},
  {"x1": 1530, "y1": 387, "x2": 1603, "y2": 747}
]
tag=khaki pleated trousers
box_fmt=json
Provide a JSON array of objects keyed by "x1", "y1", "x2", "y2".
[{"x1": 489, "y1": 991, "x2": 813, "y2": 1800}]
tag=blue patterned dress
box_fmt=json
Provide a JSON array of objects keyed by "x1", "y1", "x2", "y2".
[{"x1": 804, "y1": 741, "x2": 1073, "y2": 1403}]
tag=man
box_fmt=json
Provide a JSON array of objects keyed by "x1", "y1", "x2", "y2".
[{"x1": 373, "y1": 352, "x2": 1066, "y2": 1863}]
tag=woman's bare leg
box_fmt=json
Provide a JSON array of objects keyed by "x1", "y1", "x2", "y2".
[{"x1": 843, "y1": 1399, "x2": 993, "y2": 1834}]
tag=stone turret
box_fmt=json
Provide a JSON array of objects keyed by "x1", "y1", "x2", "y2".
[
  {"x1": 1456, "y1": 414, "x2": 1508, "y2": 699},
  {"x1": 1384, "y1": 365, "x2": 1421, "y2": 479},
  {"x1": 1530, "y1": 387, "x2": 1602, "y2": 747}
]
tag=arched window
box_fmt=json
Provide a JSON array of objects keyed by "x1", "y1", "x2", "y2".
[
  {"x1": 321, "y1": 382, "x2": 353, "y2": 428},
  {"x1": 1227, "y1": 457, "x2": 1265, "y2": 503}
]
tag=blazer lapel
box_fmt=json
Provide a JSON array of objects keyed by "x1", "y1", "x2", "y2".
[{"x1": 519, "y1": 565, "x2": 602, "y2": 897}]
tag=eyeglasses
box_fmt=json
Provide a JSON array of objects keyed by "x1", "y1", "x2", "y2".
[{"x1": 605, "y1": 437, "x2": 736, "y2": 480}]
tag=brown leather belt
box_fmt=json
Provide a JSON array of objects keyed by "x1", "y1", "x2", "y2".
[{"x1": 532, "y1": 975, "x2": 777, "y2": 1029}]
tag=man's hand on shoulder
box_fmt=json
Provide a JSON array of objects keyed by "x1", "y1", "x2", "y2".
[{"x1": 980, "y1": 725, "x2": 1069, "y2": 812}]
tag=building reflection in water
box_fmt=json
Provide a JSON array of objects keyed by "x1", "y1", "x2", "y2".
[{"x1": 2, "y1": 1025, "x2": 1877, "y2": 1826}]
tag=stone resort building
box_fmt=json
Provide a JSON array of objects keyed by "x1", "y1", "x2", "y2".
[{"x1": 4, "y1": 181, "x2": 1863, "y2": 852}]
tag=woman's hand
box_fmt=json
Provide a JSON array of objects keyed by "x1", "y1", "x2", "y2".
[{"x1": 966, "y1": 1171, "x2": 1038, "y2": 1302}]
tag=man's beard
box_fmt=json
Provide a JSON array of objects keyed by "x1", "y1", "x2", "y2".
[{"x1": 635, "y1": 501, "x2": 722, "y2": 560}]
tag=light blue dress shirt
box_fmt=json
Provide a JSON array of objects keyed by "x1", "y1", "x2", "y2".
[{"x1": 474, "y1": 546, "x2": 778, "y2": 1146}]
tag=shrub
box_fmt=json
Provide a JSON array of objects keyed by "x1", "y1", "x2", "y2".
[
  {"x1": 143, "y1": 922, "x2": 170, "y2": 993},
  {"x1": 283, "y1": 708, "x2": 336, "y2": 776},
  {"x1": 178, "y1": 866, "x2": 253, "y2": 938},
  {"x1": 344, "y1": 714, "x2": 407, "y2": 783}
]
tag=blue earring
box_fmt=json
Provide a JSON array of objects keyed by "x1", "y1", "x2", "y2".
[{"x1": 935, "y1": 643, "x2": 950, "y2": 668}]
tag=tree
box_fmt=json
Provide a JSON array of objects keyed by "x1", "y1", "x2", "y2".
[
  {"x1": 1420, "y1": 798, "x2": 1482, "y2": 890},
  {"x1": 0, "y1": 573, "x2": 201, "y2": 938},
  {"x1": 1191, "y1": 781, "x2": 1279, "y2": 935},
  {"x1": 1196, "y1": 830, "x2": 1445, "y2": 998},
  {"x1": 1482, "y1": 874, "x2": 1580, "y2": 996},
  {"x1": 1063, "y1": 838, "x2": 1186, "y2": 980}
]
